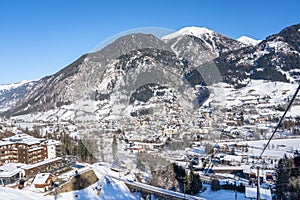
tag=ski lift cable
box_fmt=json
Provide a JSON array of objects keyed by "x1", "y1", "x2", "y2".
[{"x1": 259, "y1": 84, "x2": 300, "y2": 159}]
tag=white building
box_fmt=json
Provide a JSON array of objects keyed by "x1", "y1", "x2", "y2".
[
  {"x1": 0, "y1": 163, "x2": 26, "y2": 185},
  {"x1": 44, "y1": 139, "x2": 61, "y2": 159}
]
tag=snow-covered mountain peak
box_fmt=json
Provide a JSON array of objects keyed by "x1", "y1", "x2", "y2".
[
  {"x1": 162, "y1": 26, "x2": 214, "y2": 40},
  {"x1": 162, "y1": 26, "x2": 245, "y2": 64},
  {"x1": 237, "y1": 36, "x2": 261, "y2": 46},
  {"x1": 178, "y1": 26, "x2": 213, "y2": 36}
]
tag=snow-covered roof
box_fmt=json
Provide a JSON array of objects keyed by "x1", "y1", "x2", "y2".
[
  {"x1": 212, "y1": 166, "x2": 244, "y2": 171},
  {"x1": 32, "y1": 173, "x2": 52, "y2": 185},
  {"x1": 1, "y1": 133, "x2": 42, "y2": 145},
  {"x1": 224, "y1": 155, "x2": 243, "y2": 162},
  {"x1": 23, "y1": 157, "x2": 62, "y2": 170},
  {"x1": 0, "y1": 163, "x2": 26, "y2": 177},
  {"x1": 245, "y1": 187, "x2": 272, "y2": 200},
  {"x1": 44, "y1": 139, "x2": 61, "y2": 146},
  {"x1": 0, "y1": 140, "x2": 14, "y2": 146}
]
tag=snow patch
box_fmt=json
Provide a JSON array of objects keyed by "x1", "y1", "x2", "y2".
[
  {"x1": 237, "y1": 36, "x2": 261, "y2": 46},
  {"x1": 0, "y1": 80, "x2": 32, "y2": 91},
  {"x1": 162, "y1": 26, "x2": 214, "y2": 40},
  {"x1": 0, "y1": 187, "x2": 47, "y2": 200}
]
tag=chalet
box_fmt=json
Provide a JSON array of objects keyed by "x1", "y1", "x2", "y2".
[
  {"x1": 129, "y1": 146, "x2": 144, "y2": 153},
  {"x1": 133, "y1": 142, "x2": 164, "y2": 151},
  {"x1": 32, "y1": 173, "x2": 54, "y2": 192}
]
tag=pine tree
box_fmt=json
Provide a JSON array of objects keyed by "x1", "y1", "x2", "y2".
[
  {"x1": 211, "y1": 179, "x2": 221, "y2": 191},
  {"x1": 193, "y1": 173, "x2": 202, "y2": 194},
  {"x1": 290, "y1": 182, "x2": 300, "y2": 200},
  {"x1": 173, "y1": 163, "x2": 186, "y2": 193},
  {"x1": 77, "y1": 139, "x2": 85, "y2": 162},
  {"x1": 112, "y1": 134, "x2": 118, "y2": 164},
  {"x1": 99, "y1": 136, "x2": 105, "y2": 162},
  {"x1": 185, "y1": 164, "x2": 202, "y2": 194},
  {"x1": 205, "y1": 143, "x2": 213, "y2": 154},
  {"x1": 275, "y1": 155, "x2": 293, "y2": 200},
  {"x1": 165, "y1": 164, "x2": 178, "y2": 190},
  {"x1": 185, "y1": 169, "x2": 192, "y2": 194},
  {"x1": 230, "y1": 147, "x2": 235, "y2": 155}
]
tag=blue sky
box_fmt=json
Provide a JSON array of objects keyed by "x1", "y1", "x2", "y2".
[{"x1": 0, "y1": 0, "x2": 299, "y2": 84}]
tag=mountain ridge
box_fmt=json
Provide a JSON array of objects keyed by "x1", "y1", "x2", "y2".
[
  {"x1": 0, "y1": 80, "x2": 37, "y2": 113},
  {"x1": 1, "y1": 23, "x2": 299, "y2": 120}
]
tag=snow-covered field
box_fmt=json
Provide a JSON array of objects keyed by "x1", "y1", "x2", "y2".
[
  {"x1": 0, "y1": 186, "x2": 47, "y2": 200},
  {"x1": 221, "y1": 138, "x2": 300, "y2": 157},
  {"x1": 198, "y1": 185, "x2": 247, "y2": 200},
  {"x1": 213, "y1": 80, "x2": 298, "y2": 113}
]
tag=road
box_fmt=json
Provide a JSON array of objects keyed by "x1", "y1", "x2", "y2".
[{"x1": 108, "y1": 175, "x2": 205, "y2": 200}]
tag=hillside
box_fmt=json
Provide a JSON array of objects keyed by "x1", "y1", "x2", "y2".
[{"x1": 1, "y1": 23, "x2": 299, "y2": 123}]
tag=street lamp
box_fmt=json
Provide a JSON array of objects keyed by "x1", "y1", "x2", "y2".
[{"x1": 234, "y1": 175, "x2": 240, "y2": 200}]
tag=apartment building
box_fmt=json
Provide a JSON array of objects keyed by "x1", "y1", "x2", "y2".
[{"x1": 0, "y1": 133, "x2": 61, "y2": 165}]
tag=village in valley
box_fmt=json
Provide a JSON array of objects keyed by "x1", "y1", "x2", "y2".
[
  {"x1": 1, "y1": 80, "x2": 300, "y2": 200},
  {"x1": 2, "y1": 0, "x2": 300, "y2": 199}
]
